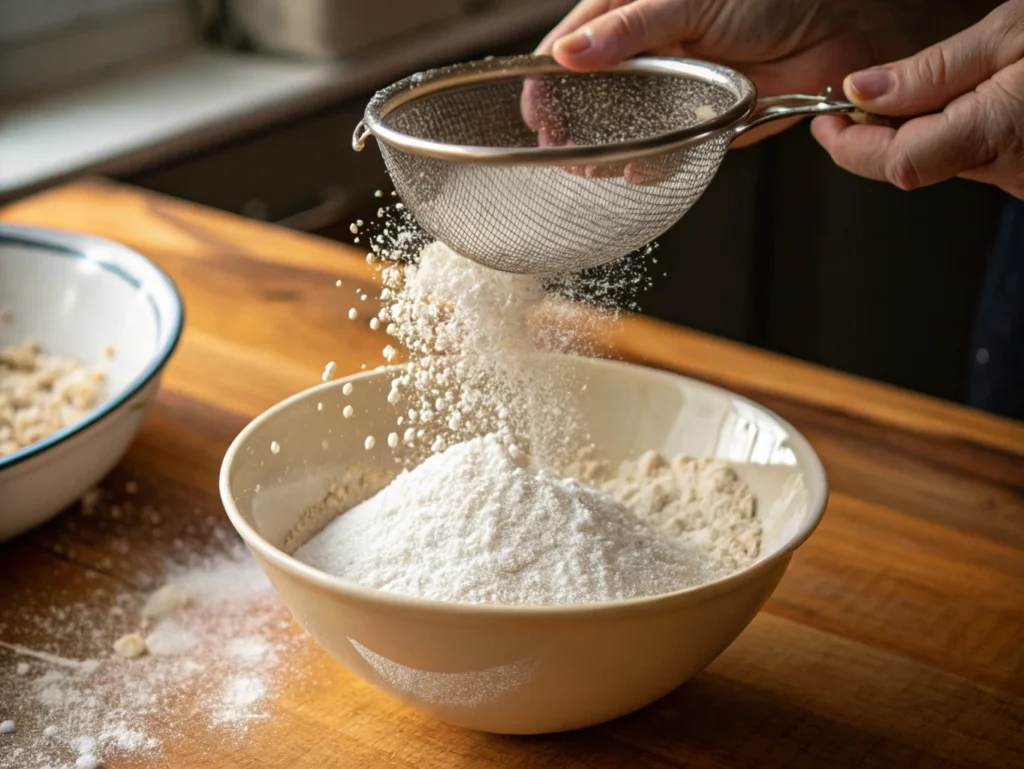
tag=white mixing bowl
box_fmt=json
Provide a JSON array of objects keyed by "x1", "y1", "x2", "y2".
[
  {"x1": 0, "y1": 225, "x2": 183, "y2": 540},
  {"x1": 220, "y1": 358, "x2": 827, "y2": 733}
]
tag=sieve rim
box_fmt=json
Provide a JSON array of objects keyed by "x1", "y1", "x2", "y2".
[{"x1": 358, "y1": 55, "x2": 756, "y2": 166}]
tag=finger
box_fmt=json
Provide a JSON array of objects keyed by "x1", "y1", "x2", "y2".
[
  {"x1": 522, "y1": 78, "x2": 569, "y2": 141},
  {"x1": 535, "y1": 0, "x2": 618, "y2": 55},
  {"x1": 586, "y1": 163, "x2": 628, "y2": 178},
  {"x1": 552, "y1": 0, "x2": 708, "y2": 71},
  {"x1": 843, "y1": 2, "x2": 1024, "y2": 116},
  {"x1": 645, "y1": 43, "x2": 687, "y2": 59},
  {"x1": 810, "y1": 116, "x2": 900, "y2": 183},
  {"x1": 520, "y1": 77, "x2": 546, "y2": 131},
  {"x1": 536, "y1": 129, "x2": 595, "y2": 178},
  {"x1": 811, "y1": 94, "x2": 994, "y2": 190},
  {"x1": 624, "y1": 157, "x2": 672, "y2": 185},
  {"x1": 959, "y1": 161, "x2": 1024, "y2": 201},
  {"x1": 537, "y1": 125, "x2": 565, "y2": 148}
]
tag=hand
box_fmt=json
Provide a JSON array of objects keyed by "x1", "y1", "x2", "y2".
[
  {"x1": 812, "y1": 1, "x2": 1024, "y2": 199},
  {"x1": 533, "y1": 0, "x2": 882, "y2": 146}
]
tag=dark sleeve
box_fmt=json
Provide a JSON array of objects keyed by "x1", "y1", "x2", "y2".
[{"x1": 968, "y1": 195, "x2": 1024, "y2": 421}]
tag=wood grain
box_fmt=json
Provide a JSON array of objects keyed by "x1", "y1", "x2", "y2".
[{"x1": 1, "y1": 180, "x2": 1022, "y2": 768}]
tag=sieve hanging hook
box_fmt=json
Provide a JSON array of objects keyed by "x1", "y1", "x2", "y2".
[{"x1": 353, "y1": 121, "x2": 371, "y2": 151}]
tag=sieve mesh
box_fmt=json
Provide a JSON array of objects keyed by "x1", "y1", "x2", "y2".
[{"x1": 364, "y1": 58, "x2": 752, "y2": 274}]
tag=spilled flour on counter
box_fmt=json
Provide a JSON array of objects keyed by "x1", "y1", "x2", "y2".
[
  {"x1": 294, "y1": 435, "x2": 760, "y2": 605},
  {"x1": 0, "y1": 535, "x2": 311, "y2": 769}
]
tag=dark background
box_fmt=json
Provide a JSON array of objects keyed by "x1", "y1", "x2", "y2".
[{"x1": 127, "y1": 24, "x2": 1006, "y2": 405}]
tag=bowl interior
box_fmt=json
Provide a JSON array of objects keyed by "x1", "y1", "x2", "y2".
[
  {"x1": 227, "y1": 356, "x2": 825, "y2": 577},
  {"x1": 1, "y1": 242, "x2": 155, "y2": 398},
  {"x1": 0, "y1": 227, "x2": 183, "y2": 466}
]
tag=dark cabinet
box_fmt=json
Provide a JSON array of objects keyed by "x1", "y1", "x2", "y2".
[{"x1": 645, "y1": 126, "x2": 1003, "y2": 403}]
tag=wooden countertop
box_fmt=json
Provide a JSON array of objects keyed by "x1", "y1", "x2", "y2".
[{"x1": 2, "y1": 180, "x2": 1022, "y2": 768}]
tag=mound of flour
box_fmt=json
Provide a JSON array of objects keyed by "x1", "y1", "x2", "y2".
[{"x1": 294, "y1": 434, "x2": 724, "y2": 605}]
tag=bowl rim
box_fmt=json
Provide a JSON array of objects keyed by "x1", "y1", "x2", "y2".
[
  {"x1": 220, "y1": 358, "x2": 829, "y2": 618},
  {"x1": 0, "y1": 224, "x2": 184, "y2": 471}
]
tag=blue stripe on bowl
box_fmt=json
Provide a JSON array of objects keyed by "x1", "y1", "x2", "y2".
[{"x1": 0, "y1": 225, "x2": 184, "y2": 471}]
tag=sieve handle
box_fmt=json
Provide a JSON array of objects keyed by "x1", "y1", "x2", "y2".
[{"x1": 732, "y1": 87, "x2": 900, "y2": 138}]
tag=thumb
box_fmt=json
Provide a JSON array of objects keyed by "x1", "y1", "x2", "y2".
[
  {"x1": 843, "y1": 2, "x2": 1024, "y2": 116},
  {"x1": 552, "y1": 0, "x2": 707, "y2": 71}
]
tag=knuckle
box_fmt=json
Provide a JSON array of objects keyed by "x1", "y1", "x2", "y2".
[
  {"x1": 975, "y1": 78, "x2": 1024, "y2": 157},
  {"x1": 980, "y1": 70, "x2": 1024, "y2": 114},
  {"x1": 885, "y1": 149, "x2": 923, "y2": 191},
  {"x1": 828, "y1": 147, "x2": 863, "y2": 179},
  {"x1": 991, "y1": 2, "x2": 1024, "y2": 51},
  {"x1": 991, "y1": 3, "x2": 1024, "y2": 58},
  {"x1": 911, "y1": 45, "x2": 949, "y2": 93},
  {"x1": 609, "y1": 5, "x2": 649, "y2": 43}
]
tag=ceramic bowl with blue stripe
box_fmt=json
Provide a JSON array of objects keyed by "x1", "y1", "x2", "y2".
[{"x1": 0, "y1": 225, "x2": 183, "y2": 540}]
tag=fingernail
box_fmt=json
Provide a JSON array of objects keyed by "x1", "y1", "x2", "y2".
[
  {"x1": 847, "y1": 68, "x2": 893, "y2": 100},
  {"x1": 554, "y1": 26, "x2": 593, "y2": 57}
]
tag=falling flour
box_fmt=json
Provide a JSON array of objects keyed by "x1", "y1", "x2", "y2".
[
  {"x1": 376, "y1": 240, "x2": 567, "y2": 461},
  {"x1": 294, "y1": 434, "x2": 758, "y2": 605},
  {"x1": 351, "y1": 233, "x2": 649, "y2": 467}
]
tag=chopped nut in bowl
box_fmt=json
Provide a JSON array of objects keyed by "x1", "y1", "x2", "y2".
[
  {"x1": 0, "y1": 225, "x2": 183, "y2": 540},
  {"x1": 0, "y1": 337, "x2": 106, "y2": 458}
]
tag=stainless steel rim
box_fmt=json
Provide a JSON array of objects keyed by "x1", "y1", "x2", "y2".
[{"x1": 355, "y1": 54, "x2": 758, "y2": 166}]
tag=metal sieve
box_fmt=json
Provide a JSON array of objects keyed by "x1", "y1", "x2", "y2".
[{"x1": 354, "y1": 55, "x2": 880, "y2": 275}]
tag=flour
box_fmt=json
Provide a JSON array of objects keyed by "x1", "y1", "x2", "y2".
[
  {"x1": 376, "y1": 240, "x2": 572, "y2": 462},
  {"x1": 140, "y1": 584, "x2": 189, "y2": 620},
  {"x1": 571, "y1": 450, "x2": 761, "y2": 571},
  {"x1": 143, "y1": 619, "x2": 199, "y2": 657},
  {"x1": 226, "y1": 638, "x2": 270, "y2": 661},
  {"x1": 0, "y1": 510, "x2": 311, "y2": 769},
  {"x1": 294, "y1": 434, "x2": 728, "y2": 605},
  {"x1": 349, "y1": 226, "x2": 643, "y2": 468},
  {"x1": 74, "y1": 754, "x2": 101, "y2": 769},
  {"x1": 213, "y1": 675, "x2": 267, "y2": 726},
  {"x1": 296, "y1": 228, "x2": 760, "y2": 605}
]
